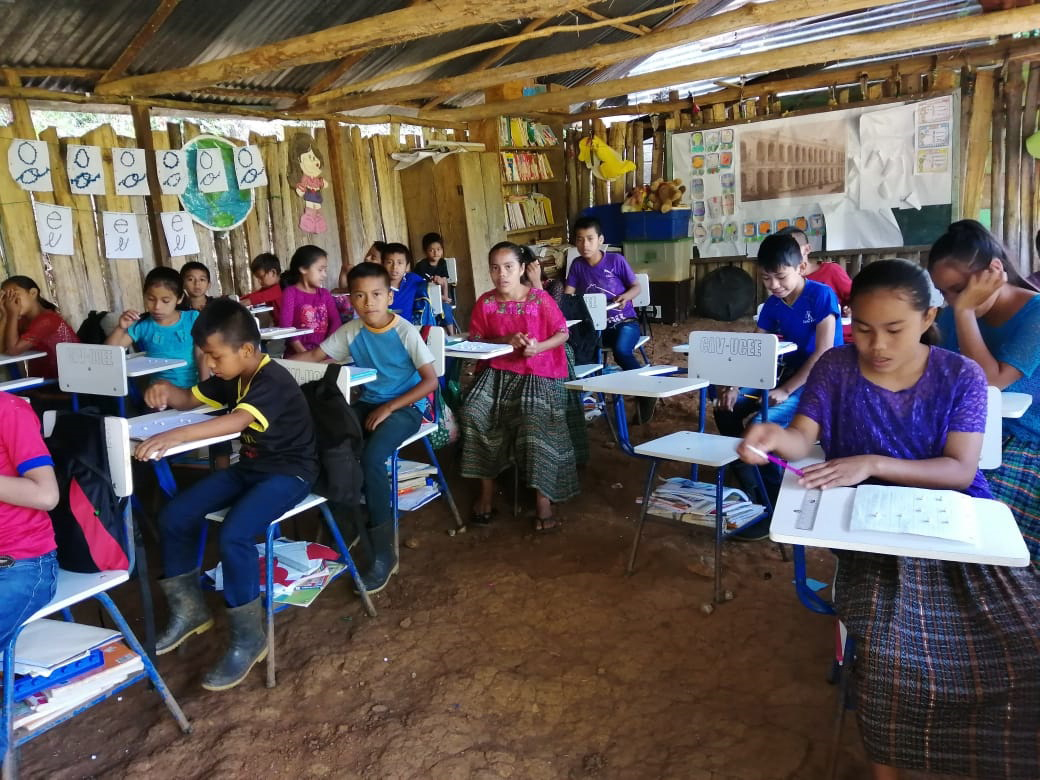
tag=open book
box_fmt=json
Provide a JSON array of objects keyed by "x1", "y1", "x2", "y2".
[{"x1": 850, "y1": 485, "x2": 977, "y2": 544}]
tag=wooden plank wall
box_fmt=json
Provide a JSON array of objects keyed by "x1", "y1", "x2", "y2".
[{"x1": 0, "y1": 118, "x2": 413, "y2": 329}]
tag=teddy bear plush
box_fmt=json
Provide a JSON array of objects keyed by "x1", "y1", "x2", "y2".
[
  {"x1": 648, "y1": 178, "x2": 687, "y2": 214},
  {"x1": 621, "y1": 185, "x2": 650, "y2": 212}
]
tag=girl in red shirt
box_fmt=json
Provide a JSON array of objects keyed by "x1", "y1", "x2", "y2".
[{"x1": 0, "y1": 276, "x2": 79, "y2": 379}]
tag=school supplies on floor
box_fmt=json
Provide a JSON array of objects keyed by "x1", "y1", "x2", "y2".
[
  {"x1": 851, "y1": 485, "x2": 977, "y2": 544},
  {"x1": 642, "y1": 478, "x2": 766, "y2": 531},
  {"x1": 205, "y1": 538, "x2": 345, "y2": 605},
  {"x1": 3, "y1": 620, "x2": 120, "y2": 677}
]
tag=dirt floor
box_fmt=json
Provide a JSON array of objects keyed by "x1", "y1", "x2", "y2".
[{"x1": 22, "y1": 317, "x2": 898, "y2": 780}]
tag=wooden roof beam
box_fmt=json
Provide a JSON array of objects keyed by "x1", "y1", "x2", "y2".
[
  {"x1": 576, "y1": 6, "x2": 651, "y2": 36},
  {"x1": 2, "y1": 66, "x2": 104, "y2": 81},
  {"x1": 98, "y1": 0, "x2": 182, "y2": 83},
  {"x1": 422, "y1": 4, "x2": 1040, "y2": 121},
  {"x1": 94, "y1": 0, "x2": 592, "y2": 98},
  {"x1": 307, "y1": 0, "x2": 901, "y2": 113}
]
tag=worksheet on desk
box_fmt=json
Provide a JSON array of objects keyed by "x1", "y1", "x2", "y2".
[
  {"x1": 129, "y1": 411, "x2": 213, "y2": 440},
  {"x1": 850, "y1": 484, "x2": 977, "y2": 545},
  {"x1": 446, "y1": 340, "x2": 510, "y2": 354}
]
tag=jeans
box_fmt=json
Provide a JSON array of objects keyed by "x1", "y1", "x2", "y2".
[
  {"x1": 602, "y1": 320, "x2": 642, "y2": 371},
  {"x1": 160, "y1": 467, "x2": 311, "y2": 607},
  {"x1": 713, "y1": 386, "x2": 804, "y2": 507},
  {"x1": 354, "y1": 401, "x2": 423, "y2": 529},
  {"x1": 1, "y1": 550, "x2": 57, "y2": 757}
]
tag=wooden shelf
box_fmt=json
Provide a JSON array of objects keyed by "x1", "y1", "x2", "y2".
[
  {"x1": 502, "y1": 178, "x2": 560, "y2": 185},
  {"x1": 506, "y1": 222, "x2": 564, "y2": 236}
]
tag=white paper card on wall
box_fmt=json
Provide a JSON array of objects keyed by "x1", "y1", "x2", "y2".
[
  {"x1": 233, "y1": 144, "x2": 267, "y2": 189},
  {"x1": 196, "y1": 146, "x2": 229, "y2": 193},
  {"x1": 155, "y1": 149, "x2": 188, "y2": 195},
  {"x1": 65, "y1": 144, "x2": 106, "y2": 195},
  {"x1": 102, "y1": 211, "x2": 143, "y2": 259},
  {"x1": 160, "y1": 211, "x2": 201, "y2": 256},
  {"x1": 8, "y1": 139, "x2": 53, "y2": 192},
  {"x1": 32, "y1": 202, "x2": 74, "y2": 255},
  {"x1": 112, "y1": 148, "x2": 150, "y2": 196}
]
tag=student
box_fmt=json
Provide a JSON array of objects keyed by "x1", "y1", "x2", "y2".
[
  {"x1": 241, "y1": 252, "x2": 283, "y2": 321},
  {"x1": 738, "y1": 258, "x2": 1040, "y2": 779},
  {"x1": 134, "y1": 299, "x2": 317, "y2": 690},
  {"x1": 414, "y1": 232, "x2": 456, "y2": 332},
  {"x1": 382, "y1": 242, "x2": 435, "y2": 326},
  {"x1": 0, "y1": 275, "x2": 79, "y2": 379},
  {"x1": 0, "y1": 391, "x2": 60, "y2": 758},
  {"x1": 461, "y1": 242, "x2": 579, "y2": 532},
  {"x1": 295, "y1": 262, "x2": 437, "y2": 593},
  {"x1": 777, "y1": 225, "x2": 852, "y2": 339},
  {"x1": 714, "y1": 233, "x2": 842, "y2": 530},
  {"x1": 178, "y1": 261, "x2": 214, "y2": 312},
  {"x1": 106, "y1": 267, "x2": 202, "y2": 389},
  {"x1": 278, "y1": 245, "x2": 342, "y2": 356},
  {"x1": 336, "y1": 241, "x2": 386, "y2": 292},
  {"x1": 564, "y1": 216, "x2": 642, "y2": 370},
  {"x1": 928, "y1": 219, "x2": 1040, "y2": 569}
]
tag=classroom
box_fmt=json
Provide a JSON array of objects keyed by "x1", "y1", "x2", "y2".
[{"x1": 0, "y1": 1, "x2": 1038, "y2": 778}]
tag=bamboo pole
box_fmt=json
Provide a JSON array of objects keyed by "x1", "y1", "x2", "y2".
[
  {"x1": 1003, "y1": 64, "x2": 1024, "y2": 258},
  {"x1": 991, "y1": 73, "x2": 1006, "y2": 243},
  {"x1": 1020, "y1": 64, "x2": 1040, "y2": 268},
  {"x1": 961, "y1": 69, "x2": 995, "y2": 221}
]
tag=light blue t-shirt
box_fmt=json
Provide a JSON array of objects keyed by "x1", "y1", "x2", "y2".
[
  {"x1": 937, "y1": 295, "x2": 1040, "y2": 441},
  {"x1": 757, "y1": 279, "x2": 843, "y2": 374},
  {"x1": 318, "y1": 315, "x2": 434, "y2": 407},
  {"x1": 127, "y1": 309, "x2": 199, "y2": 388}
]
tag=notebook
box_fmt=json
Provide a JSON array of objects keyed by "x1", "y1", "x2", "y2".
[{"x1": 850, "y1": 485, "x2": 977, "y2": 545}]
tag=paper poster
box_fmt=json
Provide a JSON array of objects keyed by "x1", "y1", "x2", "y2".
[
  {"x1": 196, "y1": 145, "x2": 229, "y2": 193},
  {"x1": 65, "y1": 144, "x2": 106, "y2": 195},
  {"x1": 102, "y1": 211, "x2": 143, "y2": 259},
  {"x1": 8, "y1": 139, "x2": 52, "y2": 191},
  {"x1": 160, "y1": 211, "x2": 201, "y2": 256},
  {"x1": 156, "y1": 149, "x2": 189, "y2": 195},
  {"x1": 112, "y1": 148, "x2": 149, "y2": 196},
  {"x1": 32, "y1": 202, "x2": 74, "y2": 255},
  {"x1": 233, "y1": 144, "x2": 267, "y2": 189}
]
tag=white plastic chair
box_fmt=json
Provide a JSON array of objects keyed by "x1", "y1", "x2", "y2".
[
  {"x1": 632, "y1": 272, "x2": 652, "y2": 363},
  {"x1": 428, "y1": 282, "x2": 444, "y2": 317},
  {"x1": 2, "y1": 416, "x2": 190, "y2": 774},
  {"x1": 201, "y1": 361, "x2": 376, "y2": 688},
  {"x1": 56, "y1": 343, "x2": 130, "y2": 416},
  {"x1": 628, "y1": 331, "x2": 782, "y2": 603}
]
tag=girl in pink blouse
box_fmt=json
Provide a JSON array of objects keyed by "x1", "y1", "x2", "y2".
[
  {"x1": 279, "y1": 245, "x2": 342, "y2": 356},
  {"x1": 460, "y1": 242, "x2": 580, "y2": 532}
]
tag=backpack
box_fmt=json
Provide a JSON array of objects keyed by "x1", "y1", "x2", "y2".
[
  {"x1": 696, "y1": 266, "x2": 756, "y2": 322},
  {"x1": 418, "y1": 326, "x2": 458, "y2": 449},
  {"x1": 299, "y1": 363, "x2": 365, "y2": 507},
  {"x1": 76, "y1": 310, "x2": 110, "y2": 344},
  {"x1": 558, "y1": 294, "x2": 600, "y2": 365},
  {"x1": 47, "y1": 412, "x2": 129, "y2": 573}
]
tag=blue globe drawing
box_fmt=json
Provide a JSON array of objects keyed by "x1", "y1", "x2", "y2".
[{"x1": 179, "y1": 135, "x2": 254, "y2": 231}]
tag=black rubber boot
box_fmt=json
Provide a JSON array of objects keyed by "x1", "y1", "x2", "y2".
[
  {"x1": 155, "y1": 570, "x2": 213, "y2": 656},
  {"x1": 200, "y1": 597, "x2": 267, "y2": 691},
  {"x1": 359, "y1": 521, "x2": 399, "y2": 595}
]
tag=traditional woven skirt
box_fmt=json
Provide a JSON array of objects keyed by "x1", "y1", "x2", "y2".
[
  {"x1": 986, "y1": 435, "x2": 1040, "y2": 570},
  {"x1": 564, "y1": 344, "x2": 589, "y2": 467},
  {"x1": 460, "y1": 368, "x2": 580, "y2": 503},
  {"x1": 836, "y1": 552, "x2": 1040, "y2": 777}
]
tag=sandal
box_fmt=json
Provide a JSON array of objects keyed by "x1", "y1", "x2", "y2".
[
  {"x1": 471, "y1": 508, "x2": 496, "y2": 526},
  {"x1": 533, "y1": 515, "x2": 562, "y2": 534}
]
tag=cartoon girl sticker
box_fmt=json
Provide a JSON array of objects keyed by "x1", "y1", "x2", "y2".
[{"x1": 287, "y1": 133, "x2": 328, "y2": 234}]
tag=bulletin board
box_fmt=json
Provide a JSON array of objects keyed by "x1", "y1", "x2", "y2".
[{"x1": 669, "y1": 94, "x2": 958, "y2": 257}]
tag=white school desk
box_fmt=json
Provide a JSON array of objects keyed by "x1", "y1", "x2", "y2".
[
  {"x1": 565, "y1": 319, "x2": 582, "y2": 328},
  {"x1": 125, "y1": 355, "x2": 188, "y2": 378},
  {"x1": 770, "y1": 462, "x2": 1030, "y2": 567},
  {"x1": 128, "y1": 408, "x2": 240, "y2": 460},
  {"x1": 260, "y1": 326, "x2": 314, "y2": 341},
  {"x1": 0, "y1": 350, "x2": 46, "y2": 367},
  {"x1": 247, "y1": 304, "x2": 273, "y2": 314},
  {"x1": 1001, "y1": 392, "x2": 1032, "y2": 419},
  {"x1": 673, "y1": 340, "x2": 797, "y2": 356},
  {"x1": 0, "y1": 376, "x2": 46, "y2": 393}
]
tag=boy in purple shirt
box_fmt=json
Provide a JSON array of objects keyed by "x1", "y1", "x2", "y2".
[{"x1": 564, "y1": 216, "x2": 642, "y2": 371}]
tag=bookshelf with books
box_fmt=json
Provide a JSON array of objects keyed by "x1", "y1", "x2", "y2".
[{"x1": 473, "y1": 116, "x2": 567, "y2": 242}]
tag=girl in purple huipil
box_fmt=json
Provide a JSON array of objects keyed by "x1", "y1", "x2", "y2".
[{"x1": 738, "y1": 259, "x2": 1039, "y2": 780}]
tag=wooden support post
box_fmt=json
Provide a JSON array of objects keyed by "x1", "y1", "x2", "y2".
[
  {"x1": 1003, "y1": 64, "x2": 1024, "y2": 257},
  {"x1": 991, "y1": 74, "x2": 1006, "y2": 241},
  {"x1": 1020, "y1": 63, "x2": 1040, "y2": 268},
  {"x1": 130, "y1": 103, "x2": 170, "y2": 269},
  {"x1": 961, "y1": 69, "x2": 994, "y2": 221}
]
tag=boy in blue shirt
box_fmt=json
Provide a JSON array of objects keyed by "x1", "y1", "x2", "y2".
[
  {"x1": 135, "y1": 299, "x2": 318, "y2": 690},
  {"x1": 298, "y1": 262, "x2": 437, "y2": 593},
  {"x1": 714, "y1": 233, "x2": 842, "y2": 535}
]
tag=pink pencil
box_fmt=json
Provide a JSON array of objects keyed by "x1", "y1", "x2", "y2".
[{"x1": 746, "y1": 445, "x2": 805, "y2": 478}]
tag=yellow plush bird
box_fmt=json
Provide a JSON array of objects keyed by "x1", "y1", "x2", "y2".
[{"x1": 578, "y1": 136, "x2": 636, "y2": 181}]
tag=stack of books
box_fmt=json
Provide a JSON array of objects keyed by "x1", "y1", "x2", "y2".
[
  {"x1": 395, "y1": 460, "x2": 441, "y2": 511},
  {"x1": 500, "y1": 151, "x2": 554, "y2": 182},
  {"x1": 499, "y1": 117, "x2": 559, "y2": 148},
  {"x1": 205, "y1": 539, "x2": 346, "y2": 608},
  {"x1": 642, "y1": 478, "x2": 766, "y2": 532},
  {"x1": 504, "y1": 193, "x2": 555, "y2": 232}
]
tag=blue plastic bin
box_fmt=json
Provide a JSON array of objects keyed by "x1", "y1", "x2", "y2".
[
  {"x1": 580, "y1": 204, "x2": 624, "y2": 245},
  {"x1": 622, "y1": 209, "x2": 691, "y2": 241}
]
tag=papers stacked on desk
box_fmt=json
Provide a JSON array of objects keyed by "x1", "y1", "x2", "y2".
[
  {"x1": 206, "y1": 539, "x2": 346, "y2": 608},
  {"x1": 643, "y1": 478, "x2": 766, "y2": 531},
  {"x1": 447, "y1": 340, "x2": 509, "y2": 354}
]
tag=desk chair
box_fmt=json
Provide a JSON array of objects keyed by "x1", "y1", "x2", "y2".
[
  {"x1": 2, "y1": 416, "x2": 190, "y2": 777},
  {"x1": 389, "y1": 327, "x2": 464, "y2": 541},
  {"x1": 575, "y1": 293, "x2": 609, "y2": 379},
  {"x1": 632, "y1": 272, "x2": 652, "y2": 365},
  {"x1": 56, "y1": 343, "x2": 130, "y2": 417},
  {"x1": 627, "y1": 331, "x2": 780, "y2": 604},
  {"x1": 200, "y1": 360, "x2": 375, "y2": 689}
]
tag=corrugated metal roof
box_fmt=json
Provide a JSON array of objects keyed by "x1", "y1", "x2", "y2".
[{"x1": 0, "y1": 0, "x2": 1012, "y2": 115}]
